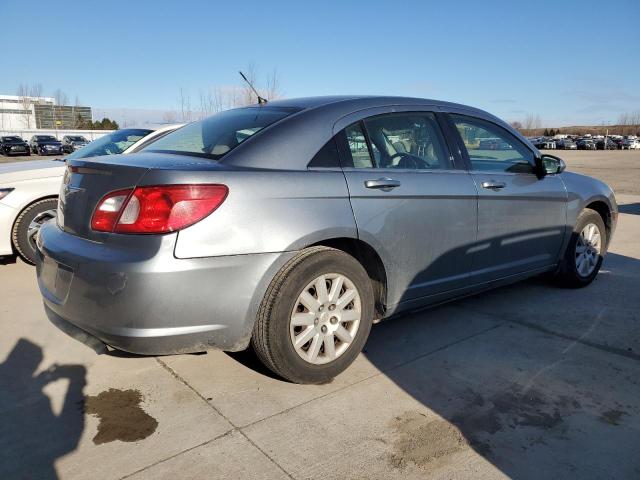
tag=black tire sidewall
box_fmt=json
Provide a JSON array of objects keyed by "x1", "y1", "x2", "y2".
[
  {"x1": 267, "y1": 250, "x2": 374, "y2": 384},
  {"x1": 13, "y1": 199, "x2": 58, "y2": 264}
]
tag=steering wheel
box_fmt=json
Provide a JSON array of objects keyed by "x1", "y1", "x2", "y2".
[{"x1": 387, "y1": 152, "x2": 431, "y2": 169}]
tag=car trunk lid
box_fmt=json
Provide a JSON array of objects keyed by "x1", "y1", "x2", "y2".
[{"x1": 58, "y1": 152, "x2": 223, "y2": 241}]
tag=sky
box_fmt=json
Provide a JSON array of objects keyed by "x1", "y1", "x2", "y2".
[{"x1": 1, "y1": 0, "x2": 638, "y2": 127}]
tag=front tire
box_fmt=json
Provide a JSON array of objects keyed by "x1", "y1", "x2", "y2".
[
  {"x1": 12, "y1": 198, "x2": 58, "y2": 265},
  {"x1": 555, "y1": 208, "x2": 607, "y2": 288},
  {"x1": 252, "y1": 246, "x2": 374, "y2": 384}
]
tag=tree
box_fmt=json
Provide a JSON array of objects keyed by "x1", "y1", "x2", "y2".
[
  {"x1": 187, "y1": 65, "x2": 284, "y2": 116},
  {"x1": 510, "y1": 121, "x2": 523, "y2": 130},
  {"x1": 523, "y1": 113, "x2": 542, "y2": 132},
  {"x1": 29, "y1": 83, "x2": 43, "y2": 101},
  {"x1": 16, "y1": 84, "x2": 32, "y2": 128},
  {"x1": 71, "y1": 95, "x2": 81, "y2": 128},
  {"x1": 543, "y1": 128, "x2": 549, "y2": 136},
  {"x1": 53, "y1": 89, "x2": 68, "y2": 106},
  {"x1": 75, "y1": 114, "x2": 89, "y2": 129},
  {"x1": 162, "y1": 110, "x2": 178, "y2": 123},
  {"x1": 179, "y1": 88, "x2": 192, "y2": 122}
]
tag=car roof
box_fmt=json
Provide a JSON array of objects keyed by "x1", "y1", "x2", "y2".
[
  {"x1": 223, "y1": 95, "x2": 523, "y2": 169},
  {"x1": 263, "y1": 95, "x2": 485, "y2": 114}
]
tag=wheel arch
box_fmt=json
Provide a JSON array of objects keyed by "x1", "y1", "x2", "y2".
[
  {"x1": 309, "y1": 237, "x2": 388, "y2": 320},
  {"x1": 584, "y1": 200, "x2": 613, "y2": 248}
]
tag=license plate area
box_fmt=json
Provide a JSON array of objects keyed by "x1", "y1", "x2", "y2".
[{"x1": 39, "y1": 255, "x2": 74, "y2": 304}]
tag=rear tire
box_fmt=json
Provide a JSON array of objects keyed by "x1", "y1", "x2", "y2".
[
  {"x1": 252, "y1": 246, "x2": 374, "y2": 384},
  {"x1": 554, "y1": 208, "x2": 607, "y2": 288},
  {"x1": 12, "y1": 198, "x2": 58, "y2": 265}
]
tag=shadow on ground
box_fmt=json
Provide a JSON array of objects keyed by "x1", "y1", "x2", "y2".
[
  {"x1": 230, "y1": 252, "x2": 640, "y2": 478},
  {"x1": 618, "y1": 202, "x2": 640, "y2": 215},
  {"x1": 0, "y1": 339, "x2": 86, "y2": 479},
  {"x1": 359, "y1": 251, "x2": 640, "y2": 478}
]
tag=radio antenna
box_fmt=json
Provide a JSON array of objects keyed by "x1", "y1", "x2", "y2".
[{"x1": 239, "y1": 71, "x2": 267, "y2": 104}]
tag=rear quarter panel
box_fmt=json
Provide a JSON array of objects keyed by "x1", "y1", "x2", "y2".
[{"x1": 140, "y1": 169, "x2": 358, "y2": 258}]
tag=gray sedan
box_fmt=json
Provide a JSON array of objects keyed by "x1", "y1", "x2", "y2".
[{"x1": 36, "y1": 96, "x2": 617, "y2": 384}]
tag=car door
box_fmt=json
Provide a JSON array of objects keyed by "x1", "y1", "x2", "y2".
[
  {"x1": 445, "y1": 113, "x2": 567, "y2": 283},
  {"x1": 336, "y1": 111, "x2": 478, "y2": 310}
]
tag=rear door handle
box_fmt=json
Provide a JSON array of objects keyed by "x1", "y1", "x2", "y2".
[
  {"x1": 364, "y1": 178, "x2": 401, "y2": 190},
  {"x1": 481, "y1": 181, "x2": 506, "y2": 190}
]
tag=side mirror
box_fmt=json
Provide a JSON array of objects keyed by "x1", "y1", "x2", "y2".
[{"x1": 537, "y1": 154, "x2": 566, "y2": 176}]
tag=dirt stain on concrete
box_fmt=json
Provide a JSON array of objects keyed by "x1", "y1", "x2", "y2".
[
  {"x1": 451, "y1": 385, "x2": 565, "y2": 451},
  {"x1": 600, "y1": 409, "x2": 627, "y2": 425},
  {"x1": 83, "y1": 388, "x2": 158, "y2": 445},
  {"x1": 388, "y1": 411, "x2": 468, "y2": 469},
  {"x1": 388, "y1": 385, "x2": 580, "y2": 469}
]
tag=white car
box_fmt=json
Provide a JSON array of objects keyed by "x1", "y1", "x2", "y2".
[
  {"x1": 0, "y1": 124, "x2": 183, "y2": 264},
  {"x1": 622, "y1": 138, "x2": 640, "y2": 150}
]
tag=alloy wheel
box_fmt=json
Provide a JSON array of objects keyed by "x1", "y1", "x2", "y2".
[
  {"x1": 575, "y1": 223, "x2": 602, "y2": 277},
  {"x1": 27, "y1": 209, "x2": 57, "y2": 250},
  {"x1": 289, "y1": 273, "x2": 361, "y2": 365}
]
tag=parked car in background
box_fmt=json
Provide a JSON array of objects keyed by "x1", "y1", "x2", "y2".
[
  {"x1": 531, "y1": 137, "x2": 556, "y2": 149},
  {"x1": 61, "y1": 135, "x2": 90, "y2": 154},
  {"x1": 612, "y1": 137, "x2": 625, "y2": 149},
  {"x1": 596, "y1": 138, "x2": 618, "y2": 150},
  {"x1": 0, "y1": 124, "x2": 182, "y2": 264},
  {"x1": 622, "y1": 138, "x2": 640, "y2": 150},
  {"x1": 577, "y1": 139, "x2": 596, "y2": 150},
  {"x1": 556, "y1": 138, "x2": 577, "y2": 150},
  {"x1": 478, "y1": 137, "x2": 512, "y2": 150},
  {"x1": 34, "y1": 96, "x2": 617, "y2": 384},
  {"x1": 29, "y1": 135, "x2": 63, "y2": 155},
  {"x1": 0, "y1": 136, "x2": 30, "y2": 156}
]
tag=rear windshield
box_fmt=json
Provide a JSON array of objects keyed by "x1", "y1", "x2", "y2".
[{"x1": 143, "y1": 106, "x2": 299, "y2": 160}]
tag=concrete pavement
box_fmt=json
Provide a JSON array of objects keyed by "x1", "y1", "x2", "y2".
[{"x1": 1, "y1": 179, "x2": 639, "y2": 478}]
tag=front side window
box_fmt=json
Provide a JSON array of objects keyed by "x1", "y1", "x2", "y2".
[
  {"x1": 362, "y1": 113, "x2": 449, "y2": 170},
  {"x1": 450, "y1": 114, "x2": 534, "y2": 173},
  {"x1": 143, "y1": 106, "x2": 299, "y2": 160}
]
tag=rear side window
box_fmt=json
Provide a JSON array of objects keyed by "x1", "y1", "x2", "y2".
[
  {"x1": 144, "y1": 106, "x2": 299, "y2": 160},
  {"x1": 308, "y1": 138, "x2": 341, "y2": 168}
]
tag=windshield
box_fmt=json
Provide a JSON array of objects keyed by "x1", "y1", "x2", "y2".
[
  {"x1": 143, "y1": 106, "x2": 300, "y2": 160},
  {"x1": 36, "y1": 136, "x2": 57, "y2": 141},
  {"x1": 2, "y1": 137, "x2": 22, "y2": 143},
  {"x1": 69, "y1": 136, "x2": 87, "y2": 142},
  {"x1": 67, "y1": 129, "x2": 152, "y2": 159}
]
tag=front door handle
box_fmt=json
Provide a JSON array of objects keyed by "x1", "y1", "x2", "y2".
[
  {"x1": 364, "y1": 178, "x2": 401, "y2": 190},
  {"x1": 481, "y1": 181, "x2": 506, "y2": 190}
]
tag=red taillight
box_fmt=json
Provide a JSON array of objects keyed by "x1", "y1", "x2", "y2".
[{"x1": 91, "y1": 185, "x2": 228, "y2": 234}]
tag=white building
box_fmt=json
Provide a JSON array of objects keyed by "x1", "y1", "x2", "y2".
[
  {"x1": 0, "y1": 94, "x2": 55, "y2": 130},
  {"x1": 0, "y1": 94, "x2": 92, "y2": 131}
]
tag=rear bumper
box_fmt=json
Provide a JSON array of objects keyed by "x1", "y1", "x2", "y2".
[{"x1": 36, "y1": 221, "x2": 295, "y2": 354}]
